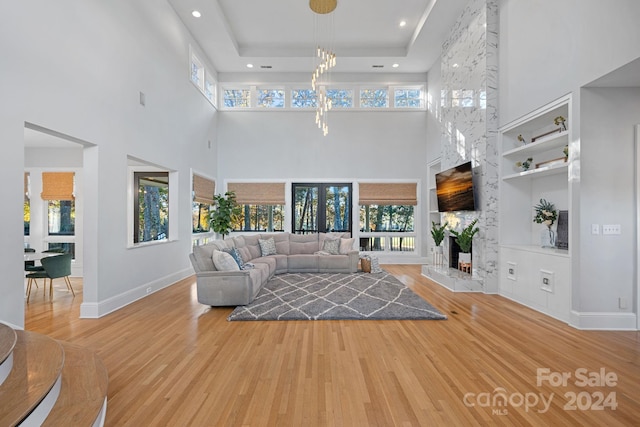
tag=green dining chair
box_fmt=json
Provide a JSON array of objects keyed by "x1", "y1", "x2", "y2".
[{"x1": 25, "y1": 253, "x2": 74, "y2": 302}]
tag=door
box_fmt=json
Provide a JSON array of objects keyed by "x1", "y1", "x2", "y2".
[{"x1": 292, "y1": 183, "x2": 352, "y2": 234}]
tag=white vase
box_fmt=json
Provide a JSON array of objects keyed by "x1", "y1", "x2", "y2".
[
  {"x1": 433, "y1": 245, "x2": 443, "y2": 265},
  {"x1": 540, "y1": 227, "x2": 556, "y2": 248}
]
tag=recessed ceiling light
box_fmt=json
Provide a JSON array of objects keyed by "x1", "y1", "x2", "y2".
[
  {"x1": 453, "y1": 63, "x2": 459, "y2": 68},
  {"x1": 191, "y1": 10, "x2": 201, "y2": 18},
  {"x1": 392, "y1": 63, "x2": 399, "y2": 68},
  {"x1": 246, "y1": 64, "x2": 254, "y2": 68},
  {"x1": 399, "y1": 20, "x2": 407, "y2": 27}
]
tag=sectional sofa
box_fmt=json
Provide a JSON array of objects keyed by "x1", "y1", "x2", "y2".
[{"x1": 189, "y1": 232, "x2": 359, "y2": 306}]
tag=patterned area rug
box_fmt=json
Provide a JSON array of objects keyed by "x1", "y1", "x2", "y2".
[{"x1": 227, "y1": 271, "x2": 447, "y2": 321}]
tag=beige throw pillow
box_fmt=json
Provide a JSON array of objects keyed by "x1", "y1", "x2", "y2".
[
  {"x1": 212, "y1": 250, "x2": 240, "y2": 271},
  {"x1": 339, "y1": 238, "x2": 355, "y2": 254},
  {"x1": 322, "y1": 238, "x2": 340, "y2": 255}
]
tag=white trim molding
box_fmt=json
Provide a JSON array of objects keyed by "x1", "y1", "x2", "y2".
[{"x1": 570, "y1": 311, "x2": 638, "y2": 331}]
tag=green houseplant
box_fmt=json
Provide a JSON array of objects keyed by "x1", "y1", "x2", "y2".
[
  {"x1": 449, "y1": 219, "x2": 479, "y2": 253},
  {"x1": 210, "y1": 191, "x2": 241, "y2": 239},
  {"x1": 431, "y1": 221, "x2": 448, "y2": 249},
  {"x1": 449, "y1": 219, "x2": 479, "y2": 270}
]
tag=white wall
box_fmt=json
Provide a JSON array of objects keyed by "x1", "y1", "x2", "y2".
[
  {"x1": 498, "y1": 0, "x2": 640, "y2": 327},
  {"x1": 0, "y1": 0, "x2": 218, "y2": 326},
  {"x1": 579, "y1": 87, "x2": 640, "y2": 313},
  {"x1": 217, "y1": 107, "x2": 429, "y2": 257},
  {"x1": 498, "y1": 0, "x2": 640, "y2": 126}
]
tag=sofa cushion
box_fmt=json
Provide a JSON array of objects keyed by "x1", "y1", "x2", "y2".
[
  {"x1": 212, "y1": 250, "x2": 240, "y2": 271},
  {"x1": 289, "y1": 233, "x2": 319, "y2": 254},
  {"x1": 261, "y1": 232, "x2": 290, "y2": 255},
  {"x1": 287, "y1": 254, "x2": 319, "y2": 271},
  {"x1": 318, "y1": 254, "x2": 350, "y2": 272},
  {"x1": 259, "y1": 237, "x2": 277, "y2": 256},
  {"x1": 251, "y1": 256, "x2": 278, "y2": 277},
  {"x1": 235, "y1": 235, "x2": 262, "y2": 260},
  {"x1": 322, "y1": 238, "x2": 340, "y2": 255},
  {"x1": 339, "y1": 237, "x2": 355, "y2": 254}
]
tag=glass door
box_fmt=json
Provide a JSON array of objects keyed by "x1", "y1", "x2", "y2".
[{"x1": 292, "y1": 183, "x2": 351, "y2": 234}]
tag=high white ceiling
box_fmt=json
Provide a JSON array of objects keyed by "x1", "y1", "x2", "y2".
[{"x1": 167, "y1": 0, "x2": 470, "y2": 74}]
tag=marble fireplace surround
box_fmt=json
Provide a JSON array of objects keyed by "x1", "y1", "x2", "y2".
[{"x1": 422, "y1": 0, "x2": 498, "y2": 293}]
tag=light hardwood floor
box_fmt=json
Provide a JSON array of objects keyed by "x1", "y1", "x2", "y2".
[{"x1": 25, "y1": 266, "x2": 640, "y2": 426}]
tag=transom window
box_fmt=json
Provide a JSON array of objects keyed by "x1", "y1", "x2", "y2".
[
  {"x1": 360, "y1": 88, "x2": 388, "y2": 108},
  {"x1": 224, "y1": 89, "x2": 251, "y2": 108},
  {"x1": 326, "y1": 89, "x2": 354, "y2": 108},
  {"x1": 291, "y1": 89, "x2": 317, "y2": 108},
  {"x1": 257, "y1": 89, "x2": 285, "y2": 108},
  {"x1": 220, "y1": 85, "x2": 425, "y2": 110},
  {"x1": 394, "y1": 88, "x2": 423, "y2": 108}
]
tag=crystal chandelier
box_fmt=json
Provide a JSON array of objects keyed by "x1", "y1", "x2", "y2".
[{"x1": 310, "y1": 0, "x2": 337, "y2": 136}]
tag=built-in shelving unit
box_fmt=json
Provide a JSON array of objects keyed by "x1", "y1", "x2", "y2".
[{"x1": 498, "y1": 94, "x2": 572, "y2": 322}]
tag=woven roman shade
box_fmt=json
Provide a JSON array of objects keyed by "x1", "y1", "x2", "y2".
[
  {"x1": 358, "y1": 182, "x2": 417, "y2": 206},
  {"x1": 227, "y1": 182, "x2": 285, "y2": 205},
  {"x1": 41, "y1": 172, "x2": 75, "y2": 200},
  {"x1": 193, "y1": 174, "x2": 215, "y2": 205}
]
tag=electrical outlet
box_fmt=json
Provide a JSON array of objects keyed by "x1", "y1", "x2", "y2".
[
  {"x1": 619, "y1": 297, "x2": 628, "y2": 309},
  {"x1": 540, "y1": 270, "x2": 554, "y2": 293},
  {"x1": 146, "y1": 287, "x2": 152, "y2": 294},
  {"x1": 507, "y1": 262, "x2": 517, "y2": 281},
  {"x1": 591, "y1": 224, "x2": 600, "y2": 235},
  {"x1": 603, "y1": 224, "x2": 621, "y2": 235}
]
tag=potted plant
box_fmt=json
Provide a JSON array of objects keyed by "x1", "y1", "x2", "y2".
[
  {"x1": 533, "y1": 198, "x2": 558, "y2": 248},
  {"x1": 449, "y1": 219, "x2": 479, "y2": 266},
  {"x1": 431, "y1": 221, "x2": 448, "y2": 254},
  {"x1": 210, "y1": 191, "x2": 241, "y2": 239}
]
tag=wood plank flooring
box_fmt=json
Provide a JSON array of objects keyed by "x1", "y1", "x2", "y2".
[{"x1": 25, "y1": 266, "x2": 640, "y2": 426}]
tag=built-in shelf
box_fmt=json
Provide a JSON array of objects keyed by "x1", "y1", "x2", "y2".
[
  {"x1": 502, "y1": 130, "x2": 569, "y2": 157},
  {"x1": 498, "y1": 94, "x2": 572, "y2": 323},
  {"x1": 502, "y1": 162, "x2": 568, "y2": 181}
]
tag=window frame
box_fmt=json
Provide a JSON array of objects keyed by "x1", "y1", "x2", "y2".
[{"x1": 127, "y1": 159, "x2": 177, "y2": 248}]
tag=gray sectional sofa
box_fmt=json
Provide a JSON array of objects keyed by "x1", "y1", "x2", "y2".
[{"x1": 189, "y1": 232, "x2": 359, "y2": 306}]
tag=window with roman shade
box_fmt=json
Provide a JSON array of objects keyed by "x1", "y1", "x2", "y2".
[
  {"x1": 358, "y1": 182, "x2": 417, "y2": 206},
  {"x1": 41, "y1": 172, "x2": 76, "y2": 239},
  {"x1": 227, "y1": 182, "x2": 286, "y2": 232},
  {"x1": 41, "y1": 172, "x2": 75, "y2": 200},
  {"x1": 358, "y1": 182, "x2": 417, "y2": 251},
  {"x1": 227, "y1": 182, "x2": 286, "y2": 205},
  {"x1": 193, "y1": 174, "x2": 215, "y2": 205},
  {"x1": 192, "y1": 174, "x2": 215, "y2": 234}
]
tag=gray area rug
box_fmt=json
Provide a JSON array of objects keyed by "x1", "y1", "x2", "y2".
[{"x1": 227, "y1": 271, "x2": 447, "y2": 321}]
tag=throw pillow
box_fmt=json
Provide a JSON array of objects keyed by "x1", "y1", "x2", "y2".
[
  {"x1": 223, "y1": 247, "x2": 245, "y2": 270},
  {"x1": 370, "y1": 256, "x2": 382, "y2": 273},
  {"x1": 212, "y1": 250, "x2": 240, "y2": 271},
  {"x1": 339, "y1": 237, "x2": 355, "y2": 254},
  {"x1": 258, "y1": 237, "x2": 277, "y2": 256},
  {"x1": 322, "y1": 238, "x2": 340, "y2": 255}
]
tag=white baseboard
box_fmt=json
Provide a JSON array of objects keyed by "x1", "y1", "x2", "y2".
[
  {"x1": 80, "y1": 268, "x2": 193, "y2": 318},
  {"x1": 570, "y1": 311, "x2": 637, "y2": 330}
]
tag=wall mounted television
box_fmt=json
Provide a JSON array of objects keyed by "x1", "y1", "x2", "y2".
[{"x1": 435, "y1": 161, "x2": 477, "y2": 212}]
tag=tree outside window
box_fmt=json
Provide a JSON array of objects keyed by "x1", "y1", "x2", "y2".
[{"x1": 134, "y1": 172, "x2": 169, "y2": 243}]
